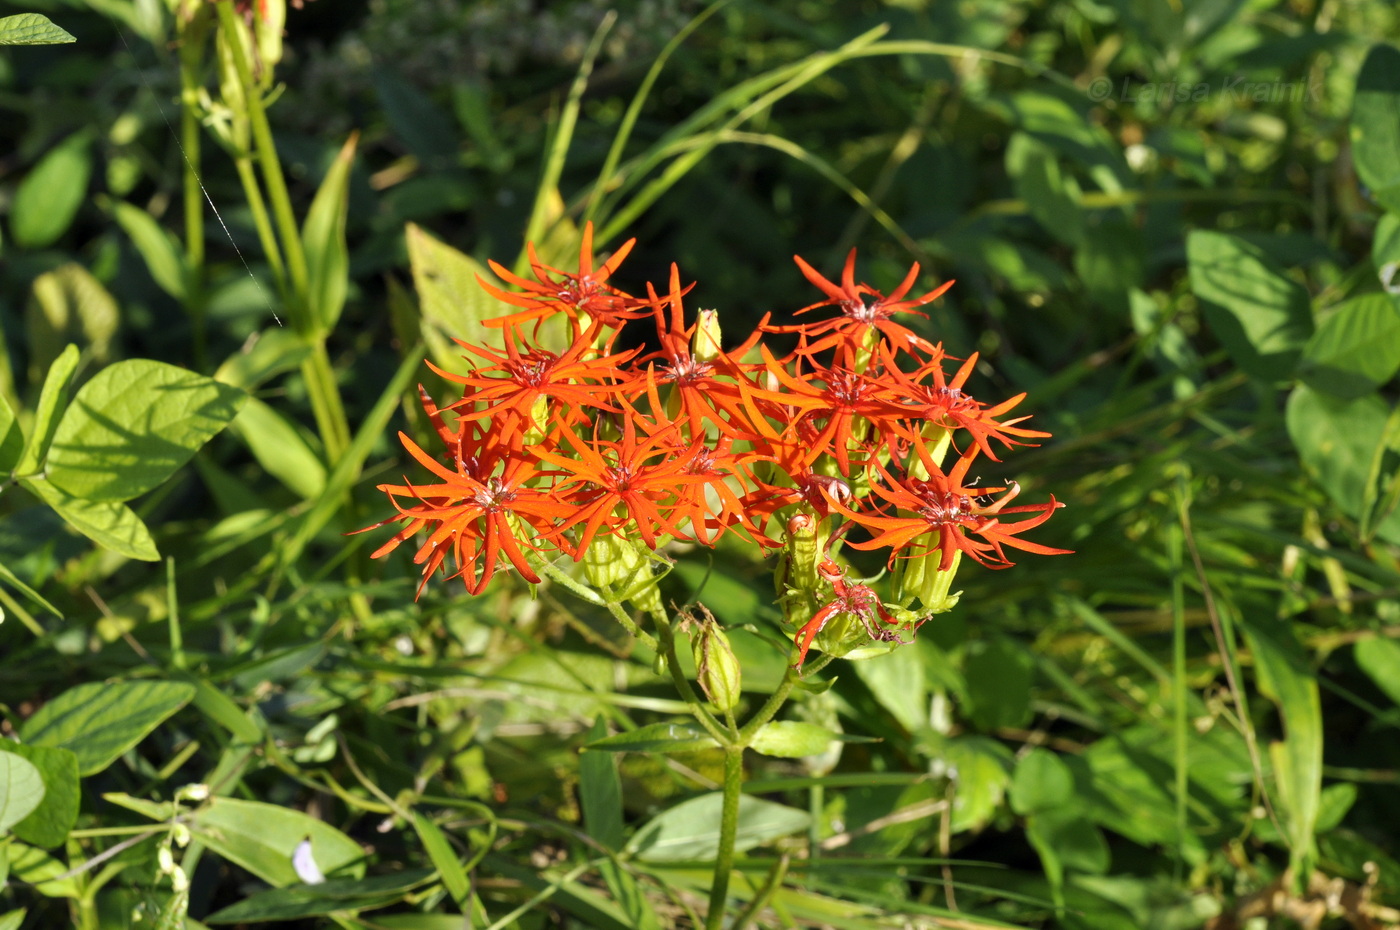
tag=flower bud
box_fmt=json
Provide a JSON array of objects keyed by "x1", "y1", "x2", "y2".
[
  {"x1": 894, "y1": 543, "x2": 962, "y2": 612},
  {"x1": 692, "y1": 620, "x2": 742, "y2": 714},
  {"x1": 692, "y1": 309, "x2": 723, "y2": 363},
  {"x1": 583, "y1": 532, "x2": 664, "y2": 615}
]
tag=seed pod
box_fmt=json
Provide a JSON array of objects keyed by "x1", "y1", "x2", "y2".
[
  {"x1": 693, "y1": 619, "x2": 742, "y2": 714},
  {"x1": 583, "y1": 533, "x2": 664, "y2": 615}
]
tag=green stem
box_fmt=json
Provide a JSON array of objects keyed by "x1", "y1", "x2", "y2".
[
  {"x1": 177, "y1": 9, "x2": 208, "y2": 369},
  {"x1": 233, "y1": 154, "x2": 287, "y2": 295},
  {"x1": 214, "y1": 1, "x2": 350, "y2": 462},
  {"x1": 706, "y1": 745, "x2": 744, "y2": 930},
  {"x1": 538, "y1": 561, "x2": 658, "y2": 652},
  {"x1": 214, "y1": 1, "x2": 307, "y2": 306}
]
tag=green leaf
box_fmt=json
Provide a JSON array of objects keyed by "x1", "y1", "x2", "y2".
[
  {"x1": 213, "y1": 328, "x2": 312, "y2": 390},
  {"x1": 580, "y1": 719, "x2": 659, "y2": 929},
  {"x1": 749, "y1": 721, "x2": 843, "y2": 758},
  {"x1": 0, "y1": 392, "x2": 22, "y2": 474},
  {"x1": 45, "y1": 359, "x2": 246, "y2": 501},
  {"x1": 411, "y1": 813, "x2": 469, "y2": 910},
  {"x1": 204, "y1": 870, "x2": 432, "y2": 923},
  {"x1": 1352, "y1": 44, "x2": 1400, "y2": 213},
  {"x1": 1187, "y1": 230, "x2": 1313, "y2": 381},
  {"x1": 9, "y1": 134, "x2": 90, "y2": 249},
  {"x1": 15, "y1": 344, "x2": 80, "y2": 476},
  {"x1": 0, "y1": 562, "x2": 61, "y2": 619},
  {"x1": 851, "y1": 637, "x2": 927, "y2": 732},
  {"x1": 301, "y1": 134, "x2": 357, "y2": 336},
  {"x1": 584, "y1": 722, "x2": 719, "y2": 755},
  {"x1": 944, "y1": 736, "x2": 1014, "y2": 833},
  {"x1": 21, "y1": 477, "x2": 160, "y2": 561},
  {"x1": 1010, "y1": 747, "x2": 1076, "y2": 815},
  {"x1": 1028, "y1": 808, "x2": 1110, "y2": 876},
  {"x1": 580, "y1": 718, "x2": 624, "y2": 850},
  {"x1": 112, "y1": 201, "x2": 188, "y2": 302},
  {"x1": 1007, "y1": 132, "x2": 1083, "y2": 246},
  {"x1": 0, "y1": 742, "x2": 78, "y2": 848},
  {"x1": 1354, "y1": 637, "x2": 1400, "y2": 707},
  {"x1": 229, "y1": 398, "x2": 326, "y2": 499},
  {"x1": 190, "y1": 797, "x2": 366, "y2": 887},
  {"x1": 405, "y1": 223, "x2": 508, "y2": 374},
  {"x1": 0, "y1": 910, "x2": 25, "y2": 930},
  {"x1": 1296, "y1": 294, "x2": 1400, "y2": 398},
  {"x1": 27, "y1": 264, "x2": 119, "y2": 383},
  {"x1": 1244, "y1": 619, "x2": 1322, "y2": 877},
  {"x1": 1286, "y1": 385, "x2": 1400, "y2": 541},
  {"x1": 0, "y1": 13, "x2": 74, "y2": 44},
  {"x1": 963, "y1": 636, "x2": 1034, "y2": 731},
  {"x1": 0, "y1": 754, "x2": 44, "y2": 834},
  {"x1": 627, "y1": 792, "x2": 810, "y2": 863},
  {"x1": 20, "y1": 680, "x2": 195, "y2": 775}
]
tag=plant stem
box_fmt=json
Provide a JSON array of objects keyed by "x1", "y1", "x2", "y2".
[
  {"x1": 213, "y1": 1, "x2": 351, "y2": 461},
  {"x1": 655, "y1": 612, "x2": 730, "y2": 745},
  {"x1": 177, "y1": 6, "x2": 208, "y2": 369},
  {"x1": 706, "y1": 745, "x2": 744, "y2": 930}
]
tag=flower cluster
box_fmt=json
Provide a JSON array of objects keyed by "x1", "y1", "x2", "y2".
[{"x1": 368, "y1": 226, "x2": 1068, "y2": 665}]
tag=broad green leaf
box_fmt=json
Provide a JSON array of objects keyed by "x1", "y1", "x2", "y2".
[
  {"x1": 1373, "y1": 212, "x2": 1400, "y2": 285},
  {"x1": 0, "y1": 392, "x2": 22, "y2": 473},
  {"x1": 749, "y1": 720, "x2": 844, "y2": 758},
  {"x1": 0, "y1": 742, "x2": 78, "y2": 848},
  {"x1": 1245, "y1": 619, "x2": 1322, "y2": 878},
  {"x1": 584, "y1": 722, "x2": 719, "y2": 755},
  {"x1": 213, "y1": 328, "x2": 311, "y2": 390},
  {"x1": 1187, "y1": 230, "x2": 1313, "y2": 381},
  {"x1": 5, "y1": 842, "x2": 77, "y2": 898},
  {"x1": 1028, "y1": 808, "x2": 1110, "y2": 876},
  {"x1": 230, "y1": 398, "x2": 326, "y2": 499},
  {"x1": 190, "y1": 797, "x2": 365, "y2": 887},
  {"x1": 1352, "y1": 44, "x2": 1400, "y2": 213},
  {"x1": 1007, "y1": 132, "x2": 1083, "y2": 246},
  {"x1": 21, "y1": 477, "x2": 160, "y2": 561},
  {"x1": 45, "y1": 359, "x2": 246, "y2": 501},
  {"x1": 1354, "y1": 637, "x2": 1400, "y2": 707},
  {"x1": 1010, "y1": 748, "x2": 1076, "y2": 815},
  {"x1": 0, "y1": 910, "x2": 24, "y2": 930},
  {"x1": 301, "y1": 134, "x2": 357, "y2": 335},
  {"x1": 112, "y1": 201, "x2": 188, "y2": 301},
  {"x1": 405, "y1": 223, "x2": 507, "y2": 374},
  {"x1": 0, "y1": 13, "x2": 74, "y2": 44},
  {"x1": 0, "y1": 754, "x2": 43, "y2": 834},
  {"x1": 1286, "y1": 386, "x2": 1400, "y2": 542},
  {"x1": 411, "y1": 813, "x2": 469, "y2": 909},
  {"x1": 15, "y1": 344, "x2": 80, "y2": 476},
  {"x1": 190, "y1": 679, "x2": 265, "y2": 744},
  {"x1": 963, "y1": 636, "x2": 1034, "y2": 731},
  {"x1": 1296, "y1": 294, "x2": 1400, "y2": 398},
  {"x1": 27, "y1": 264, "x2": 118, "y2": 383},
  {"x1": 580, "y1": 718, "x2": 624, "y2": 850},
  {"x1": 9, "y1": 134, "x2": 90, "y2": 249},
  {"x1": 851, "y1": 637, "x2": 926, "y2": 732},
  {"x1": 627, "y1": 792, "x2": 810, "y2": 863},
  {"x1": 944, "y1": 736, "x2": 1014, "y2": 833},
  {"x1": 204, "y1": 870, "x2": 432, "y2": 923},
  {"x1": 20, "y1": 680, "x2": 195, "y2": 775}
]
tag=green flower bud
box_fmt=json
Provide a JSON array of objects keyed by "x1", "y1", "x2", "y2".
[
  {"x1": 583, "y1": 532, "x2": 664, "y2": 615},
  {"x1": 692, "y1": 309, "x2": 723, "y2": 363},
  {"x1": 692, "y1": 620, "x2": 742, "y2": 713},
  {"x1": 894, "y1": 544, "x2": 962, "y2": 612}
]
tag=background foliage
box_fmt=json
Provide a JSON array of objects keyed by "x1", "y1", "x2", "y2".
[{"x1": 2, "y1": 0, "x2": 1400, "y2": 927}]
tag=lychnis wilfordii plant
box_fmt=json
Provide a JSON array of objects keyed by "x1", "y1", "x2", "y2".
[{"x1": 368, "y1": 226, "x2": 1069, "y2": 925}]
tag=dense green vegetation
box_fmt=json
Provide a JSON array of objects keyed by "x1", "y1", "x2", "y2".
[{"x1": 2, "y1": 1, "x2": 1400, "y2": 927}]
